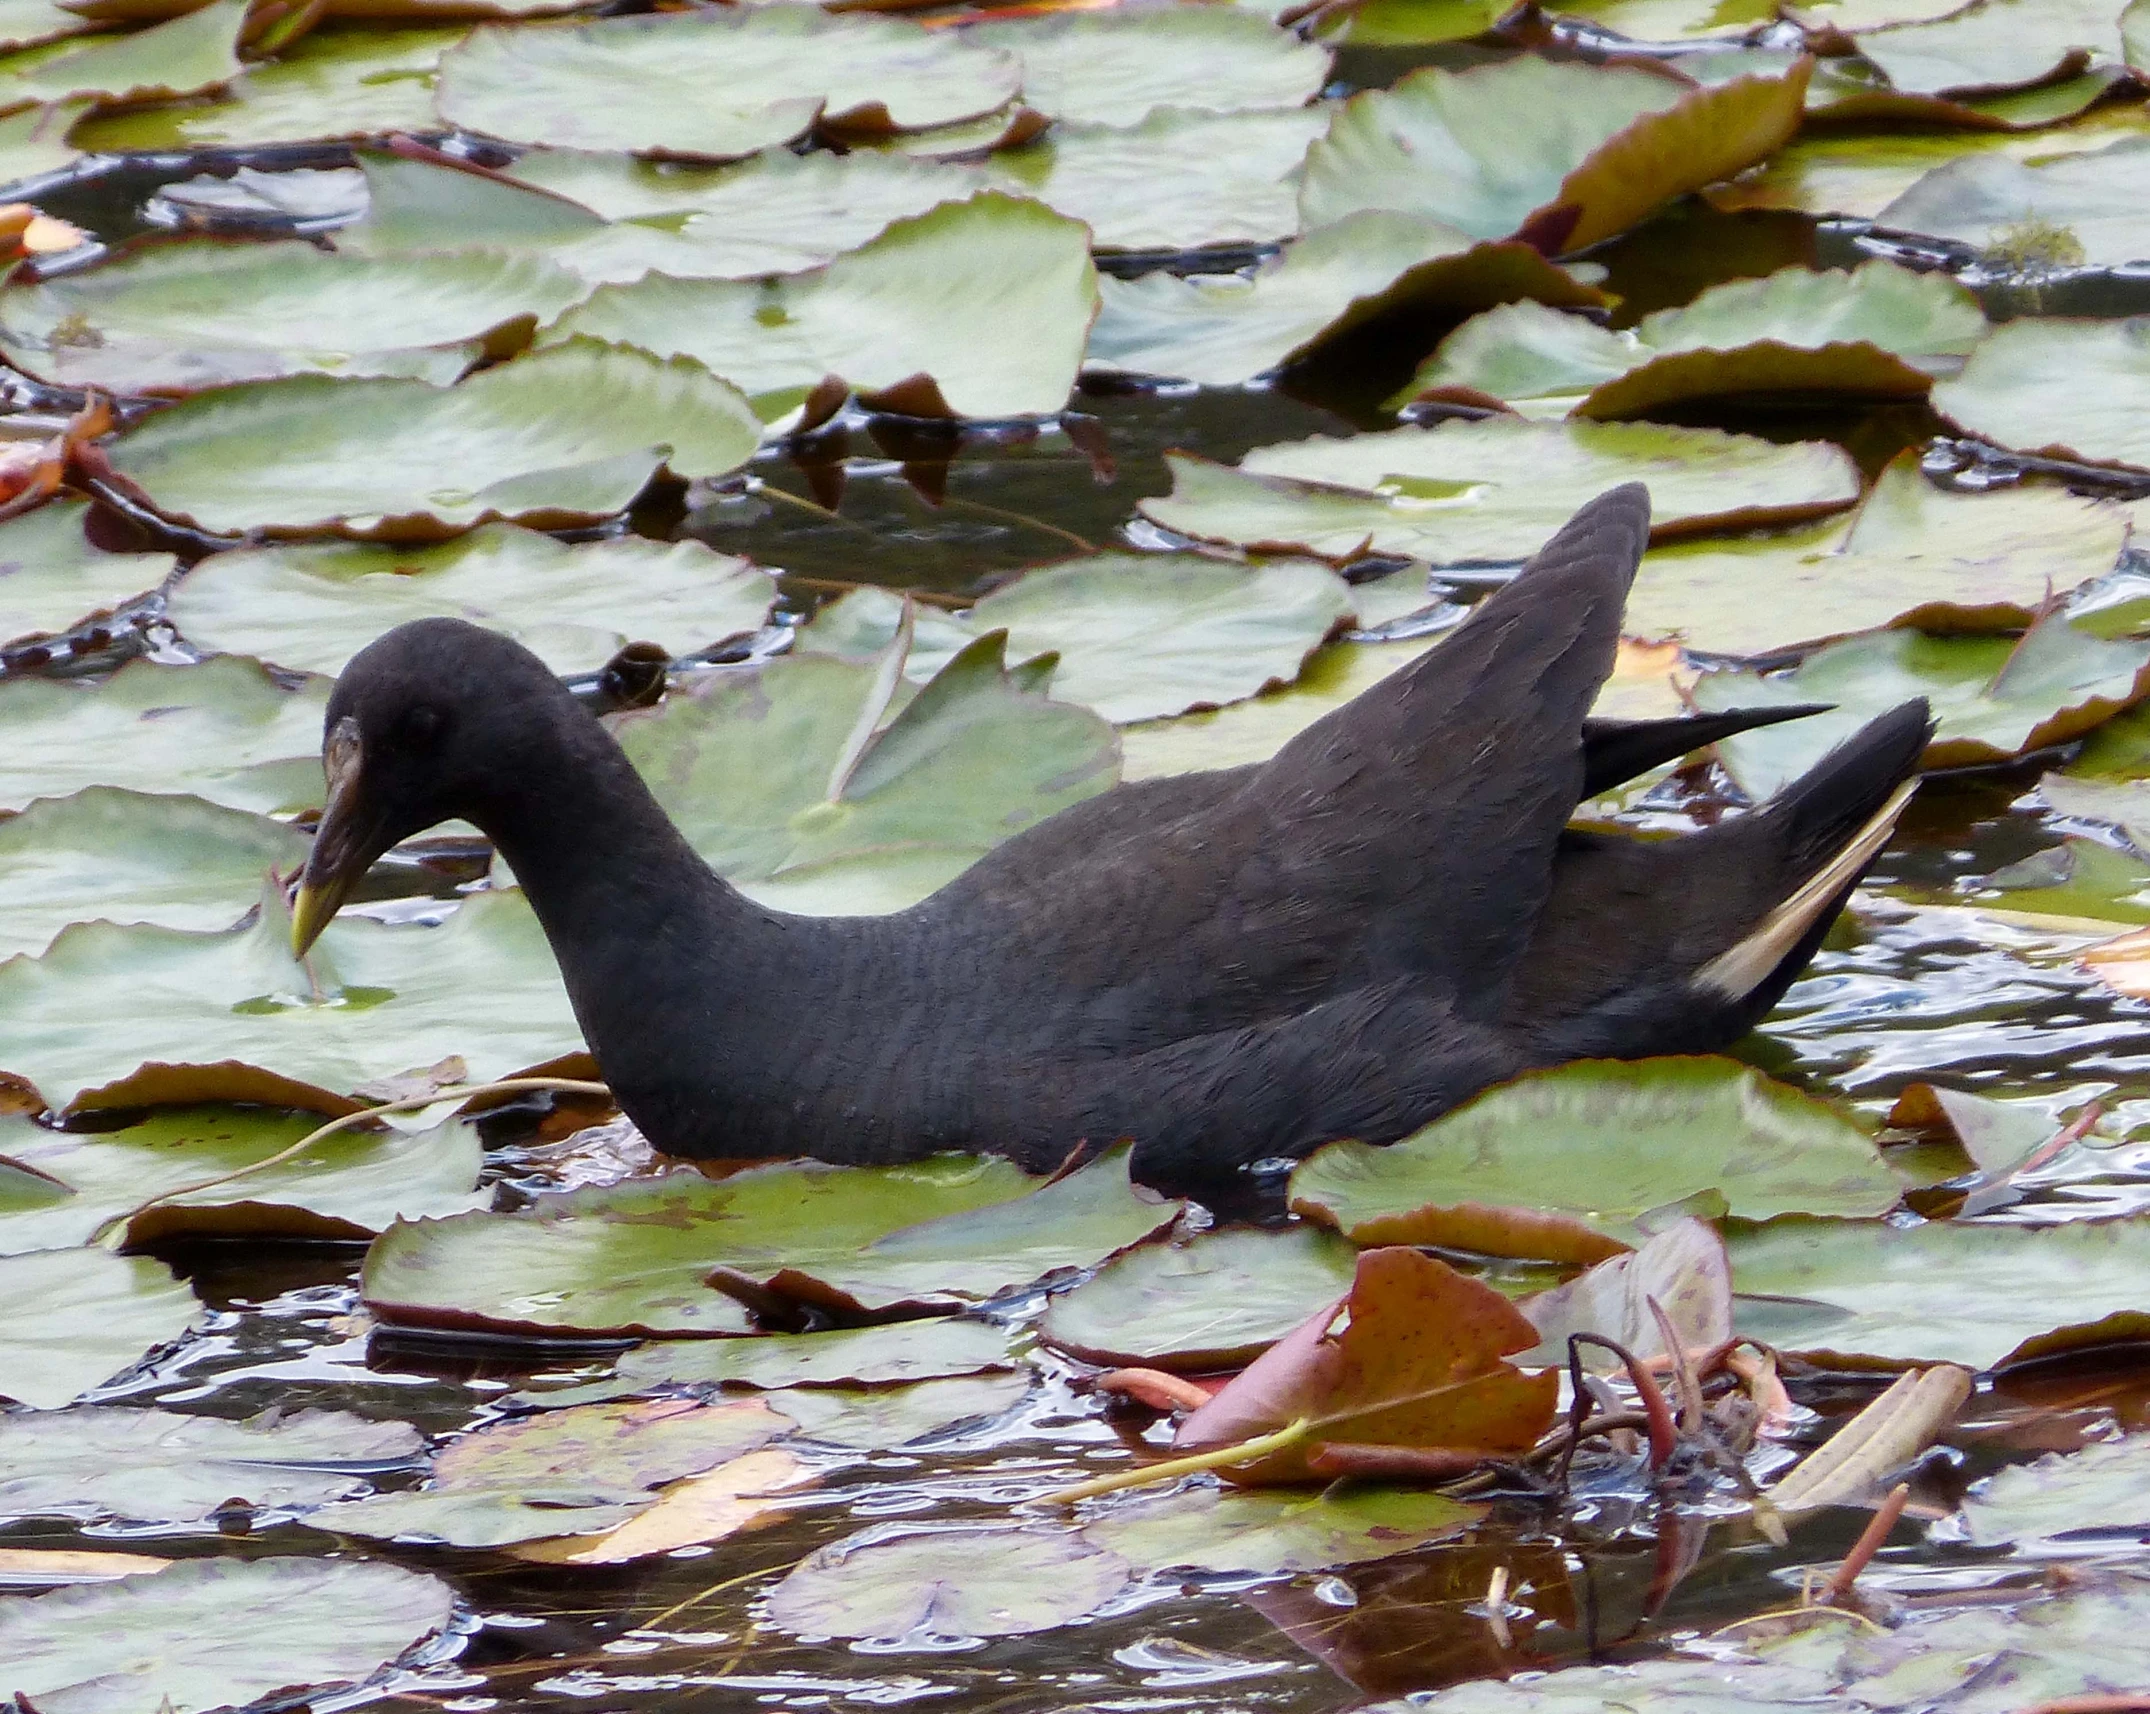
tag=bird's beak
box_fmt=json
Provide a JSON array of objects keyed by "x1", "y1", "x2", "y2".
[{"x1": 291, "y1": 716, "x2": 374, "y2": 958}]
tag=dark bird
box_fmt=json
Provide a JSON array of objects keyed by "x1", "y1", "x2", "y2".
[{"x1": 292, "y1": 485, "x2": 1932, "y2": 1198}]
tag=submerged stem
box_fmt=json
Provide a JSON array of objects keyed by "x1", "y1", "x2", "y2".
[{"x1": 1035, "y1": 1417, "x2": 1313, "y2": 1506}]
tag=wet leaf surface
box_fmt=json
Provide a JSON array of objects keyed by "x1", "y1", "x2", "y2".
[
  {"x1": 769, "y1": 1372, "x2": 1032, "y2": 1448},
  {"x1": 767, "y1": 1525, "x2": 1129, "y2": 1640},
  {"x1": 1082, "y1": 1480, "x2": 1485, "y2": 1575},
  {"x1": 1956, "y1": 1429, "x2": 2150, "y2": 1547},
  {"x1": 0, "y1": 498, "x2": 173, "y2": 650},
  {"x1": 0, "y1": 1246, "x2": 197, "y2": 1409},
  {"x1": 607, "y1": 1314, "x2": 1017, "y2": 1394},
  {"x1": 1933, "y1": 314, "x2": 2150, "y2": 472}
]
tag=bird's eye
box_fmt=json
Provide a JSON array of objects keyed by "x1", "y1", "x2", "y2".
[{"x1": 397, "y1": 704, "x2": 445, "y2": 752}]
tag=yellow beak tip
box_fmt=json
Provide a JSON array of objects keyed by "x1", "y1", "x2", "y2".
[{"x1": 289, "y1": 885, "x2": 331, "y2": 958}]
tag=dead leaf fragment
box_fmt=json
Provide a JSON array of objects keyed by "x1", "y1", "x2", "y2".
[
  {"x1": 1763, "y1": 1363, "x2": 1972, "y2": 1522},
  {"x1": 512, "y1": 1447, "x2": 812, "y2": 1563},
  {"x1": 1518, "y1": 1217, "x2": 1733, "y2": 1370}
]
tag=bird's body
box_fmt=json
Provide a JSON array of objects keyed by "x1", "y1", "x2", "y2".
[{"x1": 297, "y1": 487, "x2": 1931, "y2": 1197}]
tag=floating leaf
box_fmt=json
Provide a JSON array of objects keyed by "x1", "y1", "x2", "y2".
[
  {"x1": 770, "y1": 1372, "x2": 1032, "y2": 1448},
  {"x1": 1040, "y1": 1225, "x2": 1361, "y2": 1371},
  {"x1": 1766, "y1": 1364, "x2": 1972, "y2": 1515},
  {"x1": 801, "y1": 554, "x2": 1352, "y2": 723},
  {"x1": 1299, "y1": 53, "x2": 1807, "y2": 253},
  {"x1": 611, "y1": 1316, "x2": 1016, "y2": 1394},
  {"x1": 0, "y1": 884, "x2": 581, "y2": 1115},
  {"x1": 1083, "y1": 1480, "x2": 1484, "y2": 1575},
  {"x1": 363, "y1": 1148, "x2": 1173, "y2": 1339},
  {"x1": 436, "y1": 8, "x2": 1021, "y2": 159},
  {"x1": 0, "y1": 1247, "x2": 196, "y2": 1409},
  {"x1": 1957, "y1": 1431, "x2": 2150, "y2": 1548},
  {"x1": 105, "y1": 337, "x2": 762, "y2": 539},
  {"x1": 1517, "y1": 1217, "x2": 1734, "y2": 1371},
  {"x1": 0, "y1": 1557, "x2": 454, "y2": 1714},
  {"x1": 0, "y1": 100, "x2": 78, "y2": 195},
  {"x1": 1290, "y1": 1058, "x2": 1899, "y2": 1260},
  {"x1": 766, "y1": 1526, "x2": 1128, "y2": 1640},
  {"x1": 1934, "y1": 315, "x2": 2150, "y2": 472},
  {"x1": 544, "y1": 192, "x2": 1097, "y2": 421},
  {"x1": 0, "y1": 654, "x2": 326, "y2": 815},
  {"x1": 0, "y1": 498, "x2": 173, "y2": 651},
  {"x1": 1858, "y1": 0, "x2": 2131, "y2": 96},
  {"x1": 1730, "y1": 1216, "x2": 2150, "y2": 1370},
  {"x1": 1174, "y1": 1247, "x2": 1558, "y2": 1484},
  {"x1": 1877, "y1": 137, "x2": 2150, "y2": 270},
  {"x1": 1699, "y1": 613, "x2": 2150, "y2": 796},
  {"x1": 0, "y1": 240, "x2": 588, "y2": 394},
  {"x1": 1624, "y1": 454, "x2": 2128, "y2": 658},
  {"x1": 1402, "y1": 261, "x2": 1985, "y2": 418},
  {"x1": 169, "y1": 524, "x2": 773, "y2": 678},
  {"x1": 1087, "y1": 212, "x2": 1603, "y2": 387},
  {"x1": 1, "y1": 0, "x2": 242, "y2": 105},
  {"x1": 0, "y1": 1104, "x2": 487, "y2": 1252},
  {"x1": 1141, "y1": 417, "x2": 1859, "y2": 565},
  {"x1": 0, "y1": 0, "x2": 96, "y2": 51},
  {"x1": 0, "y1": 1405, "x2": 421, "y2": 1524},
  {"x1": 512, "y1": 1445, "x2": 812, "y2": 1563},
  {"x1": 969, "y1": 7, "x2": 1328, "y2": 126}
]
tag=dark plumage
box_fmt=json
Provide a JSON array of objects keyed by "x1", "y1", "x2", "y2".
[{"x1": 294, "y1": 486, "x2": 1932, "y2": 1197}]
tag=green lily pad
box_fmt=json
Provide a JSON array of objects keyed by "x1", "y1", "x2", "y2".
[
  {"x1": 105, "y1": 336, "x2": 762, "y2": 540},
  {"x1": 1, "y1": 0, "x2": 241, "y2": 105},
  {"x1": 1858, "y1": 0, "x2": 2131, "y2": 96},
  {"x1": 0, "y1": 239, "x2": 588, "y2": 394},
  {"x1": 1877, "y1": 137, "x2": 2150, "y2": 270},
  {"x1": 1087, "y1": 211, "x2": 1604, "y2": 387},
  {"x1": 0, "y1": 99, "x2": 78, "y2": 195},
  {"x1": 0, "y1": 655, "x2": 327, "y2": 816},
  {"x1": 1958, "y1": 1432, "x2": 2150, "y2": 1548},
  {"x1": 969, "y1": 6, "x2": 1327, "y2": 126},
  {"x1": 986, "y1": 107, "x2": 1326, "y2": 253},
  {"x1": 1140, "y1": 417, "x2": 1860, "y2": 566},
  {"x1": 801, "y1": 553, "x2": 1352, "y2": 723},
  {"x1": 1729, "y1": 1215, "x2": 2150, "y2": 1370},
  {"x1": 1040, "y1": 1225, "x2": 1359, "y2": 1371},
  {"x1": 1973, "y1": 834, "x2": 2150, "y2": 924},
  {"x1": 2040, "y1": 776, "x2": 2150, "y2": 852},
  {"x1": 1082, "y1": 1481, "x2": 1483, "y2": 1575},
  {"x1": 67, "y1": 24, "x2": 456, "y2": 151},
  {"x1": 436, "y1": 8, "x2": 1021, "y2": 160},
  {"x1": 770, "y1": 1372, "x2": 1032, "y2": 1448},
  {"x1": 1299, "y1": 53, "x2": 1807, "y2": 252},
  {"x1": 0, "y1": 1104, "x2": 487, "y2": 1253},
  {"x1": 363, "y1": 1147, "x2": 1174, "y2": 1338},
  {"x1": 766, "y1": 1526, "x2": 1128, "y2": 1640},
  {"x1": 0, "y1": 883, "x2": 582, "y2": 1115},
  {"x1": 0, "y1": 1405, "x2": 421, "y2": 1524},
  {"x1": 168, "y1": 524, "x2": 773, "y2": 678},
  {"x1": 0, "y1": 498, "x2": 174, "y2": 650},
  {"x1": 1933, "y1": 315, "x2": 2150, "y2": 473},
  {"x1": 1553, "y1": 0, "x2": 1777, "y2": 37},
  {"x1": 1402, "y1": 260, "x2": 1985, "y2": 417},
  {"x1": 0, "y1": 1556, "x2": 455, "y2": 1714},
  {"x1": 0, "y1": 788, "x2": 307, "y2": 962},
  {"x1": 1623, "y1": 454, "x2": 2129, "y2": 659},
  {"x1": 612, "y1": 1316, "x2": 1017, "y2": 1394},
  {"x1": 0, "y1": 0, "x2": 95, "y2": 51},
  {"x1": 616, "y1": 634, "x2": 1117, "y2": 911},
  {"x1": 1698, "y1": 613, "x2": 2150, "y2": 796},
  {"x1": 0, "y1": 1246, "x2": 197, "y2": 1409},
  {"x1": 1290, "y1": 1057, "x2": 1900, "y2": 1259},
  {"x1": 323, "y1": 1396, "x2": 793, "y2": 1546},
  {"x1": 543, "y1": 192, "x2": 1097, "y2": 421}
]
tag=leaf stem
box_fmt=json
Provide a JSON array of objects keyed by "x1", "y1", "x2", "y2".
[
  {"x1": 1035, "y1": 1418, "x2": 1312, "y2": 1506},
  {"x1": 89, "y1": 1077, "x2": 614, "y2": 1248}
]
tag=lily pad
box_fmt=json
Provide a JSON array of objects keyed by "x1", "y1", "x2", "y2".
[
  {"x1": 986, "y1": 106, "x2": 1326, "y2": 253},
  {"x1": 1040, "y1": 1224, "x2": 1361, "y2": 1371},
  {"x1": 0, "y1": 100, "x2": 77, "y2": 195},
  {"x1": 1299, "y1": 53, "x2": 1808, "y2": 253},
  {"x1": 0, "y1": 788, "x2": 307, "y2": 962},
  {"x1": 1858, "y1": 0, "x2": 2132, "y2": 95},
  {"x1": 363, "y1": 1147, "x2": 1173, "y2": 1339},
  {"x1": 801, "y1": 554, "x2": 1352, "y2": 723},
  {"x1": 543, "y1": 192, "x2": 1097, "y2": 421},
  {"x1": 1877, "y1": 137, "x2": 2150, "y2": 270},
  {"x1": 771, "y1": 1372, "x2": 1033, "y2": 1448},
  {"x1": 1402, "y1": 260, "x2": 1985, "y2": 418},
  {"x1": 0, "y1": 884, "x2": 582, "y2": 1115},
  {"x1": 1290, "y1": 1058, "x2": 1900, "y2": 1260},
  {"x1": 970, "y1": 6, "x2": 1327, "y2": 126},
  {"x1": 1957, "y1": 1432, "x2": 2150, "y2": 1548},
  {"x1": 609, "y1": 1316, "x2": 1017, "y2": 1394},
  {"x1": 0, "y1": 1405, "x2": 421, "y2": 1524},
  {"x1": 0, "y1": 239, "x2": 588, "y2": 394},
  {"x1": 169, "y1": 524, "x2": 773, "y2": 678},
  {"x1": 0, "y1": 0, "x2": 95, "y2": 51},
  {"x1": 616, "y1": 634, "x2": 1117, "y2": 912},
  {"x1": 436, "y1": 8, "x2": 1021, "y2": 160},
  {"x1": 1698, "y1": 613, "x2": 2150, "y2": 797},
  {"x1": 766, "y1": 1525, "x2": 1128, "y2": 1640},
  {"x1": 1933, "y1": 315, "x2": 2150, "y2": 473},
  {"x1": 0, "y1": 498, "x2": 174, "y2": 650},
  {"x1": 1517, "y1": 1217, "x2": 1734, "y2": 1370},
  {"x1": 1140, "y1": 417, "x2": 1860, "y2": 566},
  {"x1": 0, "y1": 1104, "x2": 487, "y2": 1252},
  {"x1": 1, "y1": 0, "x2": 242, "y2": 105},
  {"x1": 511, "y1": 1445, "x2": 812, "y2": 1564},
  {"x1": 1087, "y1": 211, "x2": 1604, "y2": 387},
  {"x1": 1623, "y1": 454, "x2": 2129, "y2": 659},
  {"x1": 104, "y1": 336, "x2": 762, "y2": 539},
  {"x1": 1730, "y1": 1215, "x2": 2150, "y2": 1369},
  {"x1": 0, "y1": 654, "x2": 326, "y2": 815},
  {"x1": 1082, "y1": 1480, "x2": 1483, "y2": 1574},
  {"x1": 0, "y1": 1556, "x2": 455, "y2": 1714},
  {"x1": 0, "y1": 1246, "x2": 197, "y2": 1409}
]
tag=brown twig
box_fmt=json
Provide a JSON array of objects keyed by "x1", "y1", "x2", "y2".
[{"x1": 1822, "y1": 1480, "x2": 1911, "y2": 1607}]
